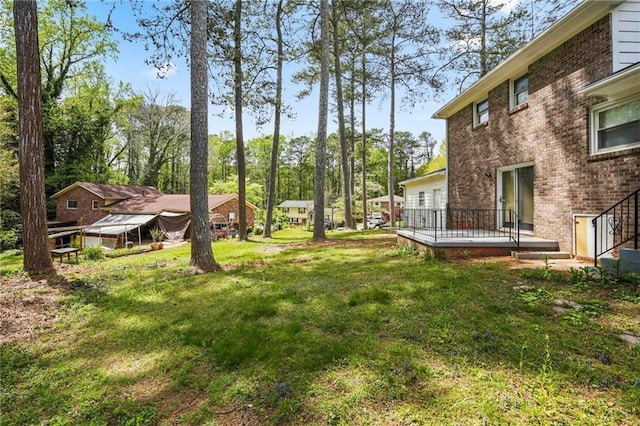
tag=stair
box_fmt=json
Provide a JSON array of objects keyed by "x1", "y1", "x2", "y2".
[
  {"x1": 512, "y1": 251, "x2": 571, "y2": 260},
  {"x1": 601, "y1": 249, "x2": 640, "y2": 274}
]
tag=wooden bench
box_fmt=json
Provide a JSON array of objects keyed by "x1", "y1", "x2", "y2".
[{"x1": 51, "y1": 247, "x2": 79, "y2": 263}]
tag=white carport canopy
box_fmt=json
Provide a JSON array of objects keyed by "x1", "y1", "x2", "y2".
[{"x1": 84, "y1": 214, "x2": 157, "y2": 236}]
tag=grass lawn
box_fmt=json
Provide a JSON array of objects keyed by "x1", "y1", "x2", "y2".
[{"x1": 1, "y1": 228, "x2": 639, "y2": 425}]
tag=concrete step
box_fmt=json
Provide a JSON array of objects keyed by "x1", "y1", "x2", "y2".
[
  {"x1": 601, "y1": 250, "x2": 640, "y2": 275},
  {"x1": 620, "y1": 248, "x2": 640, "y2": 263},
  {"x1": 513, "y1": 251, "x2": 571, "y2": 260}
]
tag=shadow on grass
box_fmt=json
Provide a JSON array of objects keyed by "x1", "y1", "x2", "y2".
[{"x1": 2, "y1": 234, "x2": 639, "y2": 424}]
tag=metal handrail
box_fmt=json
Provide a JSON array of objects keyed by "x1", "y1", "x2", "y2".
[
  {"x1": 400, "y1": 208, "x2": 520, "y2": 246},
  {"x1": 593, "y1": 188, "x2": 639, "y2": 266}
]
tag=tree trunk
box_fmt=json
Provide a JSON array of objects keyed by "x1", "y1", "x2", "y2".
[
  {"x1": 263, "y1": 0, "x2": 284, "y2": 239},
  {"x1": 189, "y1": 0, "x2": 220, "y2": 272},
  {"x1": 14, "y1": 0, "x2": 54, "y2": 274},
  {"x1": 349, "y1": 72, "x2": 356, "y2": 210},
  {"x1": 234, "y1": 0, "x2": 248, "y2": 241},
  {"x1": 361, "y1": 50, "x2": 368, "y2": 230},
  {"x1": 480, "y1": 0, "x2": 488, "y2": 76},
  {"x1": 313, "y1": 0, "x2": 329, "y2": 241},
  {"x1": 331, "y1": 0, "x2": 354, "y2": 230},
  {"x1": 388, "y1": 41, "x2": 396, "y2": 228}
]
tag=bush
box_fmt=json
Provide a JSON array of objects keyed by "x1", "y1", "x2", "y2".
[
  {"x1": 83, "y1": 246, "x2": 103, "y2": 261},
  {"x1": 0, "y1": 230, "x2": 18, "y2": 252}
]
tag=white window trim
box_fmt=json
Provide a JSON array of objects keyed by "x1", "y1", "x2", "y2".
[
  {"x1": 509, "y1": 74, "x2": 529, "y2": 109},
  {"x1": 589, "y1": 94, "x2": 640, "y2": 155},
  {"x1": 66, "y1": 200, "x2": 78, "y2": 210},
  {"x1": 92, "y1": 200, "x2": 99, "y2": 210},
  {"x1": 473, "y1": 99, "x2": 489, "y2": 127}
]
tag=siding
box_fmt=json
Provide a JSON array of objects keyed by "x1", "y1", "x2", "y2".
[
  {"x1": 403, "y1": 176, "x2": 446, "y2": 209},
  {"x1": 612, "y1": 0, "x2": 640, "y2": 72}
]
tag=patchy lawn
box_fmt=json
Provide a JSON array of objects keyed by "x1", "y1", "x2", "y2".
[{"x1": 1, "y1": 228, "x2": 639, "y2": 425}]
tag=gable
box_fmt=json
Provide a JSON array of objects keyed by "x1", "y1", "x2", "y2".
[{"x1": 612, "y1": 1, "x2": 640, "y2": 72}]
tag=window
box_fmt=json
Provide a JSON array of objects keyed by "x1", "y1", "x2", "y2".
[
  {"x1": 298, "y1": 208, "x2": 306, "y2": 214},
  {"x1": 92, "y1": 200, "x2": 99, "y2": 210},
  {"x1": 229, "y1": 212, "x2": 236, "y2": 221},
  {"x1": 591, "y1": 97, "x2": 640, "y2": 154},
  {"x1": 66, "y1": 200, "x2": 78, "y2": 209},
  {"x1": 474, "y1": 99, "x2": 489, "y2": 126},
  {"x1": 418, "y1": 191, "x2": 425, "y2": 207},
  {"x1": 511, "y1": 74, "x2": 528, "y2": 108}
]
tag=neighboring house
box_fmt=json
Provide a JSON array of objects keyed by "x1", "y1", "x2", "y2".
[
  {"x1": 367, "y1": 194, "x2": 405, "y2": 221},
  {"x1": 432, "y1": 0, "x2": 640, "y2": 259},
  {"x1": 85, "y1": 193, "x2": 258, "y2": 248},
  {"x1": 400, "y1": 169, "x2": 446, "y2": 210},
  {"x1": 278, "y1": 200, "x2": 314, "y2": 225},
  {"x1": 107, "y1": 193, "x2": 256, "y2": 226},
  {"x1": 399, "y1": 169, "x2": 447, "y2": 229},
  {"x1": 51, "y1": 182, "x2": 162, "y2": 225}
]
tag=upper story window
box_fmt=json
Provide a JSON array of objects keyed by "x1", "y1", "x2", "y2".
[
  {"x1": 474, "y1": 99, "x2": 489, "y2": 126},
  {"x1": 590, "y1": 97, "x2": 640, "y2": 155},
  {"x1": 66, "y1": 200, "x2": 78, "y2": 209},
  {"x1": 298, "y1": 208, "x2": 306, "y2": 214},
  {"x1": 418, "y1": 191, "x2": 425, "y2": 207},
  {"x1": 511, "y1": 74, "x2": 529, "y2": 108},
  {"x1": 92, "y1": 200, "x2": 99, "y2": 210}
]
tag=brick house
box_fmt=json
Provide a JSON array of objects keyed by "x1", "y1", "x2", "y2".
[
  {"x1": 367, "y1": 194, "x2": 404, "y2": 221},
  {"x1": 432, "y1": 0, "x2": 640, "y2": 259},
  {"x1": 107, "y1": 193, "x2": 257, "y2": 229},
  {"x1": 84, "y1": 193, "x2": 258, "y2": 248},
  {"x1": 51, "y1": 182, "x2": 162, "y2": 225}
]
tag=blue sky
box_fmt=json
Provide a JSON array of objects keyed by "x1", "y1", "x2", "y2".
[{"x1": 87, "y1": 1, "x2": 448, "y2": 142}]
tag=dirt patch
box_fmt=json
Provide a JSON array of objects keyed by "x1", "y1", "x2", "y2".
[
  {"x1": 0, "y1": 263, "x2": 91, "y2": 345},
  {"x1": 452, "y1": 255, "x2": 592, "y2": 271},
  {"x1": 258, "y1": 245, "x2": 288, "y2": 254}
]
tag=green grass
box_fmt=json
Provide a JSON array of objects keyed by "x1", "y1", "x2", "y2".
[
  {"x1": 0, "y1": 249, "x2": 23, "y2": 276},
  {"x1": 2, "y1": 228, "x2": 639, "y2": 425}
]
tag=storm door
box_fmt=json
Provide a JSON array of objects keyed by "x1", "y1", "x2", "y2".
[{"x1": 499, "y1": 164, "x2": 534, "y2": 232}]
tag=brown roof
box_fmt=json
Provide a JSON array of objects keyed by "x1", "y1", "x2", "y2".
[
  {"x1": 108, "y1": 193, "x2": 247, "y2": 214},
  {"x1": 51, "y1": 182, "x2": 162, "y2": 200}
]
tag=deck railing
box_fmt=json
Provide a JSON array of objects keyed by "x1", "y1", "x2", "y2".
[
  {"x1": 593, "y1": 188, "x2": 639, "y2": 266},
  {"x1": 399, "y1": 208, "x2": 520, "y2": 249}
]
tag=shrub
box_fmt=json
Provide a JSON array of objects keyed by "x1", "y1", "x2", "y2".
[
  {"x1": 0, "y1": 230, "x2": 18, "y2": 252},
  {"x1": 83, "y1": 246, "x2": 103, "y2": 261}
]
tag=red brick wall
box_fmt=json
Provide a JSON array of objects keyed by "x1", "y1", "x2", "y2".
[
  {"x1": 54, "y1": 187, "x2": 109, "y2": 225},
  {"x1": 212, "y1": 199, "x2": 256, "y2": 228},
  {"x1": 446, "y1": 17, "x2": 640, "y2": 252}
]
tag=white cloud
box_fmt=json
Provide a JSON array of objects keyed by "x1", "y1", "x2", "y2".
[
  {"x1": 490, "y1": 0, "x2": 521, "y2": 14},
  {"x1": 145, "y1": 62, "x2": 178, "y2": 79}
]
